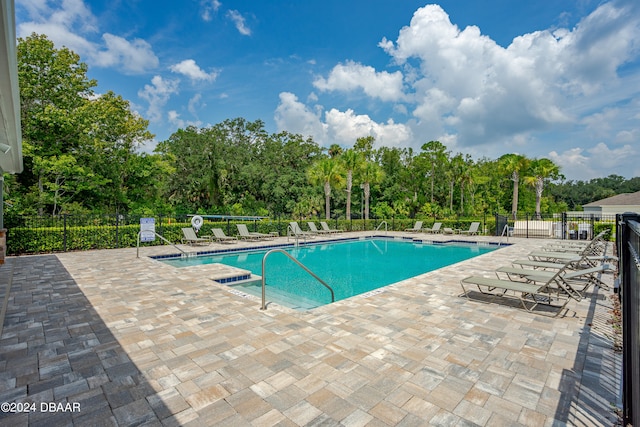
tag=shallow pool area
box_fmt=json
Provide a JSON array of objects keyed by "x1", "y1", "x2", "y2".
[{"x1": 159, "y1": 238, "x2": 498, "y2": 309}]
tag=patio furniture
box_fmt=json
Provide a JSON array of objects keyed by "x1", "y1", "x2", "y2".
[
  {"x1": 181, "y1": 227, "x2": 210, "y2": 246},
  {"x1": 405, "y1": 221, "x2": 423, "y2": 232},
  {"x1": 236, "y1": 224, "x2": 272, "y2": 240},
  {"x1": 320, "y1": 221, "x2": 343, "y2": 233},
  {"x1": 423, "y1": 222, "x2": 442, "y2": 234},
  {"x1": 458, "y1": 222, "x2": 480, "y2": 235},
  {"x1": 307, "y1": 222, "x2": 332, "y2": 234},
  {"x1": 211, "y1": 228, "x2": 237, "y2": 244}
]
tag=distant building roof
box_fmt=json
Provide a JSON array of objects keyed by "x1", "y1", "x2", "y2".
[{"x1": 583, "y1": 191, "x2": 640, "y2": 207}]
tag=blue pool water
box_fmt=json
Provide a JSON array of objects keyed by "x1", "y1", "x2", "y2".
[{"x1": 161, "y1": 238, "x2": 497, "y2": 309}]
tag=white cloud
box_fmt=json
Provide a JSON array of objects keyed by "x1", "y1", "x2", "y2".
[
  {"x1": 549, "y1": 142, "x2": 637, "y2": 180},
  {"x1": 200, "y1": 0, "x2": 222, "y2": 21},
  {"x1": 227, "y1": 10, "x2": 251, "y2": 36},
  {"x1": 313, "y1": 60, "x2": 406, "y2": 102},
  {"x1": 17, "y1": 0, "x2": 158, "y2": 74},
  {"x1": 188, "y1": 94, "x2": 205, "y2": 115},
  {"x1": 274, "y1": 92, "x2": 411, "y2": 148},
  {"x1": 274, "y1": 92, "x2": 328, "y2": 143},
  {"x1": 138, "y1": 76, "x2": 180, "y2": 122},
  {"x1": 168, "y1": 110, "x2": 202, "y2": 130},
  {"x1": 170, "y1": 59, "x2": 219, "y2": 82},
  {"x1": 95, "y1": 34, "x2": 159, "y2": 74}
]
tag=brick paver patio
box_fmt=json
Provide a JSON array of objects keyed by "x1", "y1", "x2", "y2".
[{"x1": 0, "y1": 232, "x2": 621, "y2": 426}]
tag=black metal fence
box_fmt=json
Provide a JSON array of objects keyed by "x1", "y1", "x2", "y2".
[
  {"x1": 3, "y1": 211, "x2": 619, "y2": 255},
  {"x1": 617, "y1": 213, "x2": 640, "y2": 427},
  {"x1": 494, "y1": 212, "x2": 617, "y2": 240}
]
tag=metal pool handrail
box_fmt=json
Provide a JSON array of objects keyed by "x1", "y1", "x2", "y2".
[
  {"x1": 260, "y1": 248, "x2": 334, "y2": 310},
  {"x1": 375, "y1": 221, "x2": 388, "y2": 234},
  {"x1": 136, "y1": 231, "x2": 187, "y2": 258}
]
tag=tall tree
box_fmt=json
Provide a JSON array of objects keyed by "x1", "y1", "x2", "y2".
[
  {"x1": 524, "y1": 158, "x2": 562, "y2": 218},
  {"x1": 419, "y1": 141, "x2": 449, "y2": 204},
  {"x1": 307, "y1": 158, "x2": 344, "y2": 220},
  {"x1": 341, "y1": 149, "x2": 363, "y2": 220},
  {"x1": 361, "y1": 161, "x2": 385, "y2": 220},
  {"x1": 499, "y1": 154, "x2": 530, "y2": 219},
  {"x1": 17, "y1": 33, "x2": 97, "y2": 214}
]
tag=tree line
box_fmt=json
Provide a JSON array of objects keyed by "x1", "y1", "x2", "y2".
[{"x1": 5, "y1": 34, "x2": 640, "y2": 220}]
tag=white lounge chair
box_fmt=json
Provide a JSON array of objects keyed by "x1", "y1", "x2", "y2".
[
  {"x1": 307, "y1": 222, "x2": 331, "y2": 234},
  {"x1": 181, "y1": 227, "x2": 210, "y2": 246},
  {"x1": 289, "y1": 222, "x2": 315, "y2": 238},
  {"x1": 320, "y1": 221, "x2": 343, "y2": 233},
  {"x1": 236, "y1": 224, "x2": 272, "y2": 240},
  {"x1": 459, "y1": 222, "x2": 480, "y2": 235},
  {"x1": 423, "y1": 222, "x2": 442, "y2": 234},
  {"x1": 211, "y1": 228, "x2": 237, "y2": 244},
  {"x1": 405, "y1": 221, "x2": 423, "y2": 232}
]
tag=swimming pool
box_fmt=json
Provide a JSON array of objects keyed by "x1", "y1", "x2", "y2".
[{"x1": 160, "y1": 238, "x2": 498, "y2": 309}]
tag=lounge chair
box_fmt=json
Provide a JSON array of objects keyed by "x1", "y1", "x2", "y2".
[
  {"x1": 236, "y1": 224, "x2": 272, "y2": 240},
  {"x1": 460, "y1": 275, "x2": 570, "y2": 316},
  {"x1": 320, "y1": 221, "x2": 343, "y2": 233},
  {"x1": 289, "y1": 222, "x2": 315, "y2": 238},
  {"x1": 405, "y1": 221, "x2": 423, "y2": 232},
  {"x1": 307, "y1": 222, "x2": 331, "y2": 234},
  {"x1": 495, "y1": 263, "x2": 614, "y2": 294},
  {"x1": 442, "y1": 227, "x2": 456, "y2": 234},
  {"x1": 458, "y1": 222, "x2": 480, "y2": 235},
  {"x1": 423, "y1": 222, "x2": 442, "y2": 234},
  {"x1": 181, "y1": 227, "x2": 210, "y2": 246},
  {"x1": 211, "y1": 228, "x2": 237, "y2": 244}
]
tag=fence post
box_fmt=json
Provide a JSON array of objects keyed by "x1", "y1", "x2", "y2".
[
  {"x1": 115, "y1": 212, "x2": 120, "y2": 248},
  {"x1": 63, "y1": 214, "x2": 68, "y2": 252}
]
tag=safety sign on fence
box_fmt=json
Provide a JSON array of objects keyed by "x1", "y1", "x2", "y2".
[{"x1": 140, "y1": 218, "x2": 156, "y2": 242}]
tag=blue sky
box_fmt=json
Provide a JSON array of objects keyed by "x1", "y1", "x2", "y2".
[{"x1": 15, "y1": 0, "x2": 640, "y2": 181}]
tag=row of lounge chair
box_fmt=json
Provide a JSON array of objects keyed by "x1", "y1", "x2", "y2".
[
  {"x1": 180, "y1": 221, "x2": 344, "y2": 245},
  {"x1": 405, "y1": 221, "x2": 480, "y2": 235},
  {"x1": 459, "y1": 230, "x2": 616, "y2": 316},
  {"x1": 181, "y1": 224, "x2": 273, "y2": 245},
  {"x1": 288, "y1": 221, "x2": 343, "y2": 238}
]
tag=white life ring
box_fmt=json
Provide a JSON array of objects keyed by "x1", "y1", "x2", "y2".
[{"x1": 191, "y1": 215, "x2": 204, "y2": 231}]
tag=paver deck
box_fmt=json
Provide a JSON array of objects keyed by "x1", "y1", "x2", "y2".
[{"x1": 0, "y1": 232, "x2": 621, "y2": 426}]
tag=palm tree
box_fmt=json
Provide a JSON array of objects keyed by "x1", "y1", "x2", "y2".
[
  {"x1": 361, "y1": 161, "x2": 385, "y2": 220},
  {"x1": 341, "y1": 149, "x2": 364, "y2": 220},
  {"x1": 523, "y1": 158, "x2": 562, "y2": 219},
  {"x1": 307, "y1": 158, "x2": 344, "y2": 220},
  {"x1": 499, "y1": 154, "x2": 530, "y2": 219},
  {"x1": 327, "y1": 144, "x2": 343, "y2": 158}
]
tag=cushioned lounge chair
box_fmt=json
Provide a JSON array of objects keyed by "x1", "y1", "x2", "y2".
[
  {"x1": 211, "y1": 228, "x2": 237, "y2": 244},
  {"x1": 181, "y1": 227, "x2": 210, "y2": 246},
  {"x1": 405, "y1": 221, "x2": 423, "y2": 232},
  {"x1": 320, "y1": 221, "x2": 343, "y2": 233},
  {"x1": 307, "y1": 222, "x2": 331, "y2": 234},
  {"x1": 236, "y1": 224, "x2": 272, "y2": 240}
]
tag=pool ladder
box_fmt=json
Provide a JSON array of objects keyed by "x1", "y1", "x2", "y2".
[
  {"x1": 375, "y1": 221, "x2": 388, "y2": 235},
  {"x1": 260, "y1": 249, "x2": 334, "y2": 310}
]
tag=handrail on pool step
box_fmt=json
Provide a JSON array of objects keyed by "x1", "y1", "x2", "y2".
[{"x1": 260, "y1": 248, "x2": 334, "y2": 310}]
